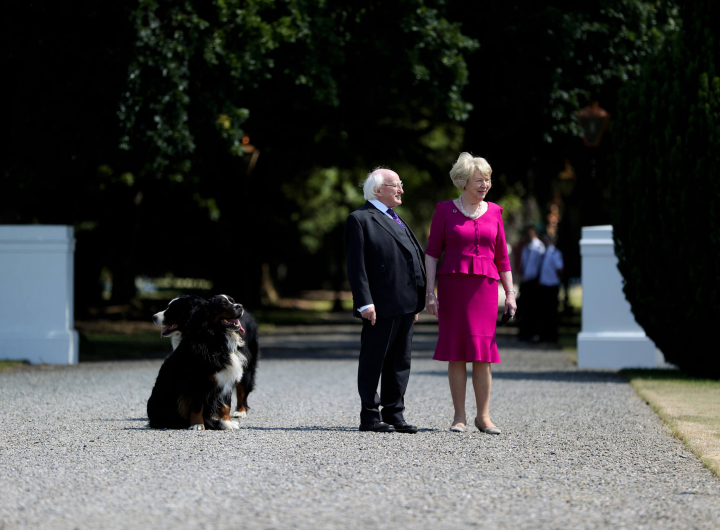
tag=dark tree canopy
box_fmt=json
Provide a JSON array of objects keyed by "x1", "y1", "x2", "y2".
[
  {"x1": 1, "y1": 0, "x2": 684, "y2": 315},
  {"x1": 612, "y1": 0, "x2": 720, "y2": 377},
  {"x1": 3, "y1": 0, "x2": 476, "y2": 310}
]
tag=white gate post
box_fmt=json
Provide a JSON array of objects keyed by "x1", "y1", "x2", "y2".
[
  {"x1": 577, "y1": 225, "x2": 665, "y2": 369},
  {"x1": 0, "y1": 226, "x2": 78, "y2": 364}
]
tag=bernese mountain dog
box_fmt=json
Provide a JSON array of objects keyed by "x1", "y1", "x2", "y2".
[
  {"x1": 147, "y1": 294, "x2": 259, "y2": 430},
  {"x1": 151, "y1": 295, "x2": 260, "y2": 420}
]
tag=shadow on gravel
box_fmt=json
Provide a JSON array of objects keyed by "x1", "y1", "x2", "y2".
[
  {"x1": 414, "y1": 370, "x2": 625, "y2": 383},
  {"x1": 121, "y1": 425, "x2": 445, "y2": 433},
  {"x1": 261, "y1": 349, "x2": 360, "y2": 360},
  {"x1": 100, "y1": 418, "x2": 148, "y2": 422},
  {"x1": 241, "y1": 426, "x2": 356, "y2": 432},
  {"x1": 241, "y1": 426, "x2": 443, "y2": 433}
]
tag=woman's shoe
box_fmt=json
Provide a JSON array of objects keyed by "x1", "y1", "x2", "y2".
[
  {"x1": 474, "y1": 417, "x2": 501, "y2": 434},
  {"x1": 449, "y1": 423, "x2": 466, "y2": 432}
]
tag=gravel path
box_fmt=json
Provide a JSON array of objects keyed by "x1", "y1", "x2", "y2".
[{"x1": 0, "y1": 329, "x2": 718, "y2": 530}]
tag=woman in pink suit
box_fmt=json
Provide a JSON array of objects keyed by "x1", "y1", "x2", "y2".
[{"x1": 424, "y1": 153, "x2": 516, "y2": 434}]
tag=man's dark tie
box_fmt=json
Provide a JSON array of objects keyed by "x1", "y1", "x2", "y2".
[{"x1": 386, "y1": 209, "x2": 404, "y2": 227}]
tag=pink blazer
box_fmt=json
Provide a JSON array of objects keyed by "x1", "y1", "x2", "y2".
[{"x1": 425, "y1": 200, "x2": 511, "y2": 280}]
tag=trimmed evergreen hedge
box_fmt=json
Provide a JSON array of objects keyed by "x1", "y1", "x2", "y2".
[{"x1": 611, "y1": 1, "x2": 720, "y2": 378}]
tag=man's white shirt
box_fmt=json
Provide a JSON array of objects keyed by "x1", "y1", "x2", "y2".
[
  {"x1": 368, "y1": 199, "x2": 396, "y2": 219},
  {"x1": 357, "y1": 200, "x2": 399, "y2": 313}
]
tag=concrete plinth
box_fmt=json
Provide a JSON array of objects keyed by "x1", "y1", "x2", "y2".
[
  {"x1": 0, "y1": 226, "x2": 78, "y2": 364},
  {"x1": 577, "y1": 225, "x2": 666, "y2": 369}
]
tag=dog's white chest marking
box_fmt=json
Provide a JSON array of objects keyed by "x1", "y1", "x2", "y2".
[
  {"x1": 215, "y1": 337, "x2": 247, "y2": 397},
  {"x1": 226, "y1": 332, "x2": 245, "y2": 351}
]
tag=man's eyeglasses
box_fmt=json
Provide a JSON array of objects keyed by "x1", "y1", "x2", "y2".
[{"x1": 383, "y1": 182, "x2": 404, "y2": 189}]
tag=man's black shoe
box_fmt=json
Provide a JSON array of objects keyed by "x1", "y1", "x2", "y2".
[
  {"x1": 359, "y1": 421, "x2": 396, "y2": 432},
  {"x1": 389, "y1": 421, "x2": 418, "y2": 433}
]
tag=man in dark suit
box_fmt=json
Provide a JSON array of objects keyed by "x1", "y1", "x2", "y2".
[{"x1": 345, "y1": 168, "x2": 426, "y2": 433}]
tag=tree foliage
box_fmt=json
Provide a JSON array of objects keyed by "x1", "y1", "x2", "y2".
[
  {"x1": 119, "y1": 0, "x2": 477, "y2": 173},
  {"x1": 451, "y1": 1, "x2": 679, "y2": 149},
  {"x1": 2, "y1": 0, "x2": 688, "y2": 312},
  {"x1": 2, "y1": 0, "x2": 476, "y2": 309},
  {"x1": 545, "y1": 0, "x2": 679, "y2": 140},
  {"x1": 612, "y1": 0, "x2": 720, "y2": 377}
]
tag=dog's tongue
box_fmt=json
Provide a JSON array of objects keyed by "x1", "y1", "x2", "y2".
[
  {"x1": 161, "y1": 324, "x2": 177, "y2": 337},
  {"x1": 237, "y1": 321, "x2": 246, "y2": 335}
]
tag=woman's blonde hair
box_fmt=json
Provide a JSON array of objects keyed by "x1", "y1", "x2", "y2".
[{"x1": 449, "y1": 152, "x2": 492, "y2": 190}]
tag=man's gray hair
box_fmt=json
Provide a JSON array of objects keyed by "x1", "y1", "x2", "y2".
[{"x1": 362, "y1": 170, "x2": 385, "y2": 200}]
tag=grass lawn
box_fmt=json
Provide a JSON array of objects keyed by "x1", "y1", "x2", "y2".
[
  {"x1": 621, "y1": 369, "x2": 720, "y2": 477},
  {"x1": 75, "y1": 308, "x2": 353, "y2": 361},
  {"x1": 251, "y1": 308, "x2": 342, "y2": 327},
  {"x1": 0, "y1": 360, "x2": 26, "y2": 371},
  {"x1": 80, "y1": 334, "x2": 170, "y2": 361},
  {"x1": 77, "y1": 320, "x2": 170, "y2": 361}
]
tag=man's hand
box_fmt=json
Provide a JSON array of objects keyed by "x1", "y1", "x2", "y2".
[
  {"x1": 413, "y1": 313, "x2": 419, "y2": 324},
  {"x1": 360, "y1": 306, "x2": 377, "y2": 325}
]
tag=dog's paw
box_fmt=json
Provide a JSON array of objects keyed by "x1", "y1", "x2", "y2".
[
  {"x1": 188, "y1": 424, "x2": 205, "y2": 431},
  {"x1": 218, "y1": 419, "x2": 240, "y2": 430},
  {"x1": 232, "y1": 411, "x2": 247, "y2": 419}
]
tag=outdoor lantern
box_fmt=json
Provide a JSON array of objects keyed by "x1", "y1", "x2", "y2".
[
  {"x1": 576, "y1": 102, "x2": 611, "y2": 147},
  {"x1": 242, "y1": 135, "x2": 260, "y2": 175}
]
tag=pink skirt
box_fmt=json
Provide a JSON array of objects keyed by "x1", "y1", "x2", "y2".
[{"x1": 433, "y1": 273, "x2": 502, "y2": 363}]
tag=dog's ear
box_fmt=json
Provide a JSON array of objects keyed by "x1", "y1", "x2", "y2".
[
  {"x1": 185, "y1": 301, "x2": 211, "y2": 327},
  {"x1": 189, "y1": 302, "x2": 206, "y2": 316},
  {"x1": 208, "y1": 297, "x2": 228, "y2": 314}
]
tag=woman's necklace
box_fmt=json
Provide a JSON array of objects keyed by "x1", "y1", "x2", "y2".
[{"x1": 455, "y1": 197, "x2": 484, "y2": 219}]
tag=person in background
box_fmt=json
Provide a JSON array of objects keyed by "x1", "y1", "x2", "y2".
[
  {"x1": 538, "y1": 234, "x2": 564, "y2": 343},
  {"x1": 518, "y1": 225, "x2": 545, "y2": 341},
  {"x1": 424, "y1": 153, "x2": 516, "y2": 434}
]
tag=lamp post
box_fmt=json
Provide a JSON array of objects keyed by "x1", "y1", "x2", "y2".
[
  {"x1": 561, "y1": 102, "x2": 611, "y2": 313},
  {"x1": 242, "y1": 135, "x2": 260, "y2": 176}
]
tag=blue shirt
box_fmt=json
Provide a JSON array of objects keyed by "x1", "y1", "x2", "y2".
[
  {"x1": 538, "y1": 245, "x2": 564, "y2": 286},
  {"x1": 521, "y1": 238, "x2": 545, "y2": 281}
]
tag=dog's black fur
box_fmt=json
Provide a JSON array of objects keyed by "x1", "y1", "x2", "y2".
[
  {"x1": 147, "y1": 295, "x2": 258, "y2": 430},
  {"x1": 150, "y1": 295, "x2": 260, "y2": 421}
]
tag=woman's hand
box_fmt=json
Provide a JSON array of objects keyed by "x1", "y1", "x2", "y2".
[
  {"x1": 499, "y1": 271, "x2": 516, "y2": 319},
  {"x1": 504, "y1": 292, "x2": 517, "y2": 318},
  {"x1": 426, "y1": 293, "x2": 439, "y2": 317},
  {"x1": 424, "y1": 256, "x2": 439, "y2": 318}
]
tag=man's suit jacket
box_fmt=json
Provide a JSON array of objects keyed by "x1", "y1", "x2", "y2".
[{"x1": 345, "y1": 201, "x2": 427, "y2": 319}]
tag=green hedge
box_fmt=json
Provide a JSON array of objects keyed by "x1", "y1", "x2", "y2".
[{"x1": 612, "y1": 1, "x2": 720, "y2": 378}]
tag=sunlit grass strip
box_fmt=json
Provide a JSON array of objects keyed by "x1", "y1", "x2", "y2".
[
  {"x1": 621, "y1": 369, "x2": 720, "y2": 477},
  {"x1": 0, "y1": 361, "x2": 25, "y2": 372}
]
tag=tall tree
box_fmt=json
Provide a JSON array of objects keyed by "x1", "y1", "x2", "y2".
[
  {"x1": 446, "y1": 0, "x2": 679, "y2": 279},
  {"x1": 611, "y1": 0, "x2": 720, "y2": 377}
]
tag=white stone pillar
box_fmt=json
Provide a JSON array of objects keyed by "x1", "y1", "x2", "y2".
[
  {"x1": 0, "y1": 226, "x2": 78, "y2": 364},
  {"x1": 577, "y1": 225, "x2": 665, "y2": 369}
]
